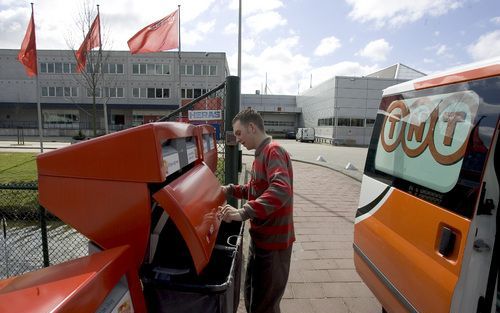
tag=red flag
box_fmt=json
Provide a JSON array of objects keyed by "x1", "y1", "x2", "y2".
[
  {"x1": 17, "y1": 10, "x2": 37, "y2": 77},
  {"x1": 127, "y1": 9, "x2": 179, "y2": 54},
  {"x1": 76, "y1": 14, "x2": 101, "y2": 72}
]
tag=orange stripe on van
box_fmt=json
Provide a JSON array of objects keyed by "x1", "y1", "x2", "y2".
[
  {"x1": 353, "y1": 189, "x2": 471, "y2": 312},
  {"x1": 414, "y1": 64, "x2": 500, "y2": 90}
]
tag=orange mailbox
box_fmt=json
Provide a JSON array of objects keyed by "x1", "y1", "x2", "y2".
[
  {"x1": 195, "y1": 124, "x2": 218, "y2": 173},
  {"x1": 0, "y1": 122, "x2": 243, "y2": 313}
]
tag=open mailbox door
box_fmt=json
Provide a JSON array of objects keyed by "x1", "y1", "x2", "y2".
[{"x1": 151, "y1": 163, "x2": 225, "y2": 274}]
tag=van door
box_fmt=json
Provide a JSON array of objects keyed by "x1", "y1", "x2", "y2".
[
  {"x1": 354, "y1": 76, "x2": 500, "y2": 313},
  {"x1": 451, "y1": 119, "x2": 499, "y2": 313}
]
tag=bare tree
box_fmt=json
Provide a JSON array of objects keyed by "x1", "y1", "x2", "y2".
[{"x1": 66, "y1": 1, "x2": 120, "y2": 137}]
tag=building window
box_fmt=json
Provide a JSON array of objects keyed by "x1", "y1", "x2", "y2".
[
  {"x1": 264, "y1": 121, "x2": 294, "y2": 127},
  {"x1": 43, "y1": 110, "x2": 79, "y2": 128},
  {"x1": 146, "y1": 88, "x2": 170, "y2": 99},
  {"x1": 351, "y1": 118, "x2": 364, "y2": 127},
  {"x1": 103, "y1": 63, "x2": 124, "y2": 74},
  {"x1": 87, "y1": 87, "x2": 102, "y2": 98},
  {"x1": 54, "y1": 63, "x2": 63, "y2": 73},
  {"x1": 156, "y1": 64, "x2": 170, "y2": 75},
  {"x1": 132, "y1": 63, "x2": 169, "y2": 75},
  {"x1": 40, "y1": 62, "x2": 76, "y2": 74},
  {"x1": 181, "y1": 64, "x2": 216, "y2": 76},
  {"x1": 181, "y1": 88, "x2": 205, "y2": 99},
  {"x1": 194, "y1": 64, "x2": 202, "y2": 76},
  {"x1": 366, "y1": 118, "x2": 375, "y2": 126},
  {"x1": 209, "y1": 65, "x2": 217, "y2": 76},
  {"x1": 63, "y1": 87, "x2": 78, "y2": 97},
  {"x1": 104, "y1": 87, "x2": 124, "y2": 98},
  {"x1": 42, "y1": 86, "x2": 78, "y2": 97},
  {"x1": 337, "y1": 118, "x2": 350, "y2": 126},
  {"x1": 112, "y1": 114, "x2": 125, "y2": 126},
  {"x1": 181, "y1": 64, "x2": 194, "y2": 75},
  {"x1": 86, "y1": 63, "x2": 101, "y2": 73},
  {"x1": 317, "y1": 117, "x2": 334, "y2": 126},
  {"x1": 132, "y1": 63, "x2": 147, "y2": 74}
]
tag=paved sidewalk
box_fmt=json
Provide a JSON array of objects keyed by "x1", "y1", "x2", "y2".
[
  {"x1": 0, "y1": 137, "x2": 71, "y2": 153},
  {"x1": 237, "y1": 161, "x2": 380, "y2": 313}
]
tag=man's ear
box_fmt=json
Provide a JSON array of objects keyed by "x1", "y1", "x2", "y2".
[{"x1": 248, "y1": 122, "x2": 256, "y2": 133}]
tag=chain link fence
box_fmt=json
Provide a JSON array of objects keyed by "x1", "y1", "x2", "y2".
[
  {"x1": 0, "y1": 183, "x2": 88, "y2": 279},
  {"x1": 159, "y1": 81, "x2": 227, "y2": 182},
  {"x1": 0, "y1": 82, "x2": 229, "y2": 280}
]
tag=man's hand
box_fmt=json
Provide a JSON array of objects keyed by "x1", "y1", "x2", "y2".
[{"x1": 218, "y1": 204, "x2": 242, "y2": 223}]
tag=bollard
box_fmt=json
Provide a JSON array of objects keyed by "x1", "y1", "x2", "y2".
[{"x1": 17, "y1": 126, "x2": 25, "y2": 145}]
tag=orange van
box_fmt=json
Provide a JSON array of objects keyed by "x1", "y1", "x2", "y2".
[{"x1": 354, "y1": 57, "x2": 499, "y2": 313}]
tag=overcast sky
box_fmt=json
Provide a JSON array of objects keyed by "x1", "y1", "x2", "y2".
[{"x1": 1, "y1": 0, "x2": 499, "y2": 94}]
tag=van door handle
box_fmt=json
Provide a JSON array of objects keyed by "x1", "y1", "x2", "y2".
[
  {"x1": 473, "y1": 239, "x2": 491, "y2": 252},
  {"x1": 439, "y1": 226, "x2": 456, "y2": 257}
]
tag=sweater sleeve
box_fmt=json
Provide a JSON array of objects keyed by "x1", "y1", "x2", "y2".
[
  {"x1": 227, "y1": 182, "x2": 249, "y2": 200},
  {"x1": 243, "y1": 147, "x2": 292, "y2": 219}
]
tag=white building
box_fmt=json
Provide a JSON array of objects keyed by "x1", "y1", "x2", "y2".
[
  {"x1": 296, "y1": 63, "x2": 425, "y2": 145},
  {"x1": 0, "y1": 49, "x2": 229, "y2": 136}
]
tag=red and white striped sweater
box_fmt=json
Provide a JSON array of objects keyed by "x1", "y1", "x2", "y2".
[{"x1": 228, "y1": 137, "x2": 295, "y2": 250}]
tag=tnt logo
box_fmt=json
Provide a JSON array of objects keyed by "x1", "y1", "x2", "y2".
[{"x1": 380, "y1": 91, "x2": 478, "y2": 165}]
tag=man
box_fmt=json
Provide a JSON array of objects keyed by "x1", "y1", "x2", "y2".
[{"x1": 220, "y1": 108, "x2": 295, "y2": 313}]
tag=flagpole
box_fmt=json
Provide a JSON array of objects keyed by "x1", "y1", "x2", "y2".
[
  {"x1": 31, "y1": 2, "x2": 43, "y2": 153},
  {"x1": 35, "y1": 79, "x2": 43, "y2": 152},
  {"x1": 178, "y1": 5, "x2": 182, "y2": 114},
  {"x1": 97, "y1": 5, "x2": 108, "y2": 134}
]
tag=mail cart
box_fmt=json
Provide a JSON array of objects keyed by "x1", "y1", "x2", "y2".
[{"x1": 0, "y1": 122, "x2": 243, "y2": 313}]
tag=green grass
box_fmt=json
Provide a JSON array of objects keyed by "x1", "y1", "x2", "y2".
[{"x1": 0, "y1": 152, "x2": 38, "y2": 184}]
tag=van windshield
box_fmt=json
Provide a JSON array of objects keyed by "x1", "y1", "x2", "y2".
[{"x1": 365, "y1": 77, "x2": 500, "y2": 218}]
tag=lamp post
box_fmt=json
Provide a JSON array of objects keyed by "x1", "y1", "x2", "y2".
[{"x1": 204, "y1": 53, "x2": 210, "y2": 124}]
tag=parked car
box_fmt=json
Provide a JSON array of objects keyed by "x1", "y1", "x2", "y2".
[{"x1": 285, "y1": 131, "x2": 296, "y2": 139}]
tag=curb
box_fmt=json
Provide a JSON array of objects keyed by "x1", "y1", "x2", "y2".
[{"x1": 290, "y1": 158, "x2": 362, "y2": 182}]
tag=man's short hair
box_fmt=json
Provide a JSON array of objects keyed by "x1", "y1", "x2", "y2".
[{"x1": 232, "y1": 108, "x2": 265, "y2": 131}]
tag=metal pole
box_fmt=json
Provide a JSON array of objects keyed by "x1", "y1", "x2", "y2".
[
  {"x1": 224, "y1": 76, "x2": 240, "y2": 208},
  {"x1": 35, "y1": 76, "x2": 44, "y2": 153},
  {"x1": 97, "y1": 5, "x2": 108, "y2": 134},
  {"x1": 39, "y1": 206, "x2": 50, "y2": 267},
  {"x1": 2, "y1": 217, "x2": 8, "y2": 277},
  {"x1": 237, "y1": 0, "x2": 241, "y2": 78},
  {"x1": 178, "y1": 5, "x2": 182, "y2": 113}
]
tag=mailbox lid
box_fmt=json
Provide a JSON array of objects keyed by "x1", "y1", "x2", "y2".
[
  {"x1": 152, "y1": 163, "x2": 224, "y2": 274},
  {"x1": 36, "y1": 122, "x2": 200, "y2": 183}
]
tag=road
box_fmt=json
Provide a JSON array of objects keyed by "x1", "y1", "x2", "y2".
[{"x1": 242, "y1": 139, "x2": 368, "y2": 181}]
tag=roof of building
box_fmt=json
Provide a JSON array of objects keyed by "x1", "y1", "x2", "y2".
[{"x1": 366, "y1": 63, "x2": 426, "y2": 80}]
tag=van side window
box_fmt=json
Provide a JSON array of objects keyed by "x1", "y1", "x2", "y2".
[{"x1": 365, "y1": 77, "x2": 500, "y2": 218}]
